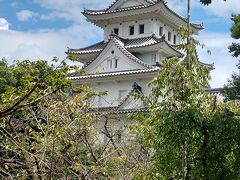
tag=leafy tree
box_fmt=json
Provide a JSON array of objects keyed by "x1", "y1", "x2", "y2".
[
  {"x1": 200, "y1": 0, "x2": 213, "y2": 5},
  {"x1": 132, "y1": 25, "x2": 240, "y2": 179},
  {"x1": 222, "y1": 73, "x2": 240, "y2": 101},
  {"x1": 0, "y1": 58, "x2": 79, "y2": 178},
  {"x1": 200, "y1": 0, "x2": 226, "y2": 5},
  {"x1": 0, "y1": 58, "x2": 77, "y2": 118},
  {"x1": 201, "y1": 1, "x2": 240, "y2": 101},
  {"x1": 229, "y1": 14, "x2": 240, "y2": 58},
  {"x1": 221, "y1": 14, "x2": 240, "y2": 100},
  {"x1": 0, "y1": 59, "x2": 148, "y2": 179}
]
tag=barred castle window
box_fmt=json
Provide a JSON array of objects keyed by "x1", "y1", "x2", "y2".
[
  {"x1": 129, "y1": 26, "x2": 134, "y2": 35},
  {"x1": 173, "y1": 34, "x2": 177, "y2": 44},
  {"x1": 139, "y1": 24, "x2": 145, "y2": 34},
  {"x1": 159, "y1": 26, "x2": 163, "y2": 36},
  {"x1": 114, "y1": 28, "x2": 119, "y2": 35},
  {"x1": 168, "y1": 31, "x2": 172, "y2": 42}
]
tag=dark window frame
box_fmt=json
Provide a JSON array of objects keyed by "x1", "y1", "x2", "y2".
[
  {"x1": 114, "y1": 59, "x2": 118, "y2": 68},
  {"x1": 129, "y1": 26, "x2": 134, "y2": 35},
  {"x1": 168, "y1": 31, "x2": 172, "y2": 42},
  {"x1": 159, "y1": 26, "x2": 163, "y2": 36},
  {"x1": 139, "y1": 24, "x2": 145, "y2": 34},
  {"x1": 173, "y1": 34, "x2": 177, "y2": 44},
  {"x1": 114, "y1": 28, "x2": 119, "y2": 35}
]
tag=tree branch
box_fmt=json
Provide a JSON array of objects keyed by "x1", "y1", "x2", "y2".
[
  {"x1": 103, "y1": 115, "x2": 121, "y2": 157},
  {"x1": 0, "y1": 60, "x2": 67, "y2": 118}
]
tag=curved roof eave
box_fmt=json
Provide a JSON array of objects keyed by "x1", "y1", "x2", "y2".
[
  {"x1": 82, "y1": 1, "x2": 203, "y2": 30},
  {"x1": 69, "y1": 42, "x2": 183, "y2": 59},
  {"x1": 68, "y1": 68, "x2": 159, "y2": 80},
  {"x1": 83, "y1": 35, "x2": 154, "y2": 70},
  {"x1": 199, "y1": 61, "x2": 215, "y2": 70},
  {"x1": 127, "y1": 40, "x2": 183, "y2": 57}
]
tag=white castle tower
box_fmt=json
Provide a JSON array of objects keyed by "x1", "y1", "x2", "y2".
[{"x1": 67, "y1": 0, "x2": 214, "y2": 114}]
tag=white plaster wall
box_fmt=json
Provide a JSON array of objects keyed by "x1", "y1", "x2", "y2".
[
  {"x1": 155, "y1": 20, "x2": 180, "y2": 44},
  {"x1": 104, "y1": 19, "x2": 181, "y2": 45},
  {"x1": 86, "y1": 78, "x2": 152, "y2": 108},
  {"x1": 158, "y1": 53, "x2": 164, "y2": 63},
  {"x1": 137, "y1": 52, "x2": 165, "y2": 65},
  {"x1": 137, "y1": 53, "x2": 154, "y2": 65},
  {"x1": 104, "y1": 19, "x2": 154, "y2": 41}
]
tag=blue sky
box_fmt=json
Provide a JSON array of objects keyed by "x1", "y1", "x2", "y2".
[{"x1": 0, "y1": 0, "x2": 239, "y2": 88}]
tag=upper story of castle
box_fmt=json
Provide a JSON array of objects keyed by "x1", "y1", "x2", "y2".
[
  {"x1": 67, "y1": 0, "x2": 209, "y2": 69},
  {"x1": 83, "y1": 0, "x2": 203, "y2": 44}
]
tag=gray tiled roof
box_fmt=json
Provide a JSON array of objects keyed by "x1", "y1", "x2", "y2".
[
  {"x1": 80, "y1": 35, "x2": 155, "y2": 69},
  {"x1": 106, "y1": 0, "x2": 160, "y2": 11},
  {"x1": 124, "y1": 34, "x2": 162, "y2": 48},
  {"x1": 87, "y1": 88, "x2": 223, "y2": 115},
  {"x1": 113, "y1": 36, "x2": 154, "y2": 68},
  {"x1": 68, "y1": 34, "x2": 178, "y2": 55},
  {"x1": 83, "y1": 0, "x2": 203, "y2": 30},
  {"x1": 206, "y1": 88, "x2": 222, "y2": 95},
  {"x1": 89, "y1": 107, "x2": 149, "y2": 115},
  {"x1": 83, "y1": 1, "x2": 163, "y2": 16},
  {"x1": 69, "y1": 68, "x2": 159, "y2": 80},
  {"x1": 68, "y1": 41, "x2": 105, "y2": 54}
]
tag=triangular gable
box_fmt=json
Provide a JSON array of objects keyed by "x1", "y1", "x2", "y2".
[
  {"x1": 118, "y1": 92, "x2": 144, "y2": 110},
  {"x1": 109, "y1": 0, "x2": 149, "y2": 11},
  {"x1": 85, "y1": 37, "x2": 151, "y2": 74}
]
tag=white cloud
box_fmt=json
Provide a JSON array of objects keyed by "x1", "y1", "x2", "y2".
[
  {"x1": 1, "y1": 0, "x2": 113, "y2": 63},
  {"x1": 0, "y1": 18, "x2": 9, "y2": 30},
  {"x1": 166, "y1": 0, "x2": 188, "y2": 16},
  {"x1": 0, "y1": 23, "x2": 103, "y2": 63},
  {"x1": 34, "y1": 0, "x2": 113, "y2": 23},
  {"x1": 202, "y1": 0, "x2": 240, "y2": 18},
  {"x1": 32, "y1": 0, "x2": 240, "y2": 24},
  {"x1": 16, "y1": 10, "x2": 38, "y2": 22},
  {"x1": 166, "y1": 0, "x2": 240, "y2": 20},
  {"x1": 196, "y1": 31, "x2": 238, "y2": 88}
]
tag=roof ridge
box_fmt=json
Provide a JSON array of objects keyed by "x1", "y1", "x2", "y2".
[
  {"x1": 106, "y1": 0, "x2": 161, "y2": 11},
  {"x1": 84, "y1": 3, "x2": 151, "y2": 13},
  {"x1": 82, "y1": 36, "x2": 154, "y2": 70},
  {"x1": 68, "y1": 68, "x2": 159, "y2": 80},
  {"x1": 118, "y1": 90, "x2": 134, "y2": 108},
  {"x1": 194, "y1": 49, "x2": 214, "y2": 69},
  {"x1": 68, "y1": 41, "x2": 105, "y2": 52},
  {"x1": 82, "y1": 41, "x2": 110, "y2": 68},
  {"x1": 69, "y1": 34, "x2": 183, "y2": 57},
  {"x1": 83, "y1": 0, "x2": 203, "y2": 30},
  {"x1": 112, "y1": 37, "x2": 154, "y2": 68},
  {"x1": 118, "y1": 89, "x2": 146, "y2": 109},
  {"x1": 106, "y1": 0, "x2": 118, "y2": 10}
]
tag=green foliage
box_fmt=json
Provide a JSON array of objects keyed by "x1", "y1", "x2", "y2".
[
  {"x1": 230, "y1": 14, "x2": 240, "y2": 39},
  {"x1": 0, "y1": 58, "x2": 147, "y2": 179},
  {"x1": 0, "y1": 58, "x2": 17, "y2": 95},
  {"x1": 200, "y1": 0, "x2": 213, "y2": 5},
  {"x1": 0, "y1": 91, "x2": 148, "y2": 179},
  {"x1": 229, "y1": 43, "x2": 240, "y2": 58},
  {"x1": 200, "y1": 0, "x2": 226, "y2": 5},
  {"x1": 222, "y1": 73, "x2": 240, "y2": 101},
  {"x1": 0, "y1": 58, "x2": 82, "y2": 118},
  {"x1": 229, "y1": 14, "x2": 240, "y2": 58},
  {"x1": 132, "y1": 29, "x2": 240, "y2": 179},
  {"x1": 1, "y1": 91, "x2": 94, "y2": 179},
  {"x1": 223, "y1": 14, "x2": 240, "y2": 100}
]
